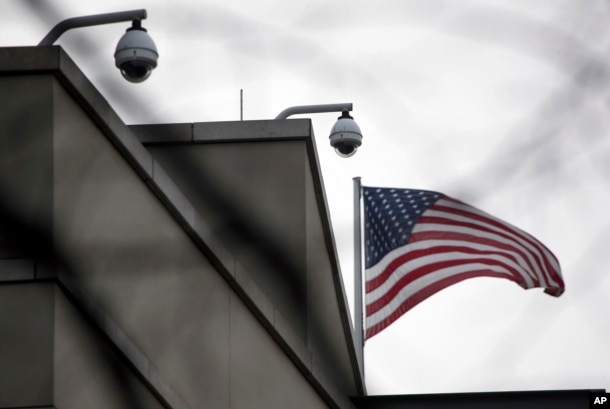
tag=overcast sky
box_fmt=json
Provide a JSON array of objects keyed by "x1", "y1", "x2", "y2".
[{"x1": 2, "y1": 0, "x2": 609, "y2": 395}]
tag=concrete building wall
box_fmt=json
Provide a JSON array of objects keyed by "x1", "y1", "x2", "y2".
[
  {"x1": 140, "y1": 125, "x2": 362, "y2": 399},
  {"x1": 54, "y1": 288, "x2": 166, "y2": 409},
  {"x1": 305, "y1": 161, "x2": 356, "y2": 396},
  {"x1": 0, "y1": 75, "x2": 53, "y2": 257},
  {"x1": 49, "y1": 76, "x2": 333, "y2": 408},
  {"x1": 0, "y1": 75, "x2": 55, "y2": 409},
  {"x1": 51, "y1": 76, "x2": 233, "y2": 408},
  {"x1": 0, "y1": 50, "x2": 358, "y2": 409},
  {"x1": 0, "y1": 283, "x2": 54, "y2": 408},
  {"x1": 51, "y1": 77, "x2": 227, "y2": 407},
  {"x1": 229, "y1": 290, "x2": 329, "y2": 409},
  {"x1": 147, "y1": 140, "x2": 308, "y2": 341}
]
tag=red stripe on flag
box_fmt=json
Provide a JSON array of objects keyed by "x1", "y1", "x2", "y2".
[
  {"x1": 366, "y1": 256, "x2": 528, "y2": 316},
  {"x1": 409, "y1": 226, "x2": 544, "y2": 283},
  {"x1": 366, "y1": 230, "x2": 541, "y2": 293},
  {"x1": 366, "y1": 269, "x2": 509, "y2": 339},
  {"x1": 433, "y1": 201, "x2": 562, "y2": 287}
]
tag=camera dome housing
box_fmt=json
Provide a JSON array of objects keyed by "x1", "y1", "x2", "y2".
[
  {"x1": 114, "y1": 21, "x2": 158, "y2": 83},
  {"x1": 329, "y1": 111, "x2": 363, "y2": 157}
]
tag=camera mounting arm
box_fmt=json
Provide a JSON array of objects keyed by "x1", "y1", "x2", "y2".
[
  {"x1": 274, "y1": 103, "x2": 353, "y2": 119},
  {"x1": 38, "y1": 9, "x2": 147, "y2": 46}
]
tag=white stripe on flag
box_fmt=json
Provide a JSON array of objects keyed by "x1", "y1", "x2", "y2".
[
  {"x1": 366, "y1": 262, "x2": 514, "y2": 330},
  {"x1": 366, "y1": 245, "x2": 536, "y2": 304}
]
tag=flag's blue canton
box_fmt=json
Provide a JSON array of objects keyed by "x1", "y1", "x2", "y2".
[{"x1": 363, "y1": 187, "x2": 442, "y2": 269}]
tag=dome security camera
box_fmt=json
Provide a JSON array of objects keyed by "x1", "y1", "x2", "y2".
[
  {"x1": 329, "y1": 111, "x2": 363, "y2": 158},
  {"x1": 114, "y1": 19, "x2": 158, "y2": 83}
]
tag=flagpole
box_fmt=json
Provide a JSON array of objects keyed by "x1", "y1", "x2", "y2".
[{"x1": 353, "y1": 176, "x2": 364, "y2": 379}]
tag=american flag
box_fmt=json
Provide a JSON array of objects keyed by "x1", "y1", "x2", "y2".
[{"x1": 363, "y1": 186, "x2": 564, "y2": 339}]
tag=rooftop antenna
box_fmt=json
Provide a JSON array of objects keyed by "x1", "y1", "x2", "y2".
[{"x1": 240, "y1": 89, "x2": 243, "y2": 121}]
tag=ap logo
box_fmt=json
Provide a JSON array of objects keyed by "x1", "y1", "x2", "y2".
[{"x1": 592, "y1": 393, "x2": 610, "y2": 407}]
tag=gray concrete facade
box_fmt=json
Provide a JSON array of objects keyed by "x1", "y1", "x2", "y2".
[{"x1": 0, "y1": 46, "x2": 363, "y2": 409}]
